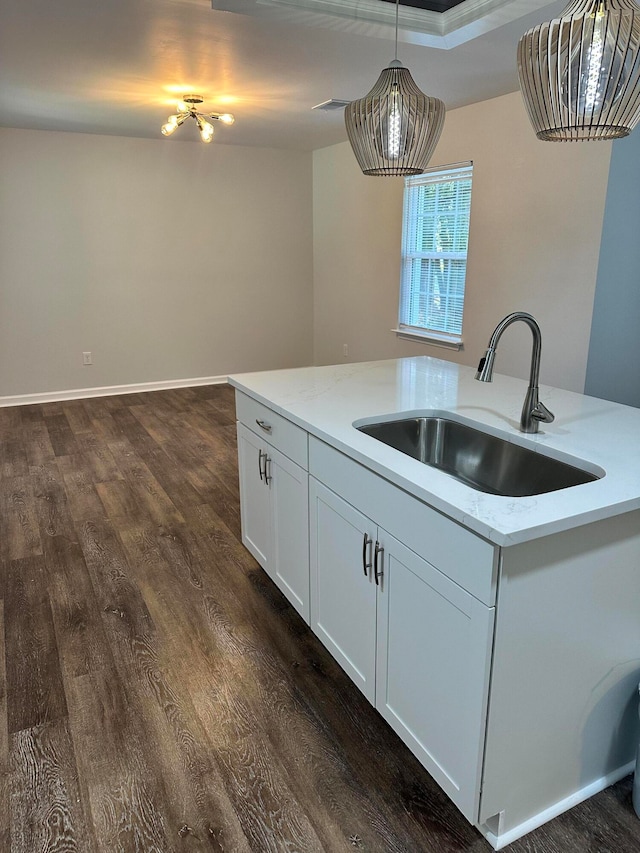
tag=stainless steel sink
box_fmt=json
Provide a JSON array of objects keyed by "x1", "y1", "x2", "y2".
[{"x1": 356, "y1": 416, "x2": 601, "y2": 497}]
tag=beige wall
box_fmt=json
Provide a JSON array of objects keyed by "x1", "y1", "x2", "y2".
[
  {"x1": 312, "y1": 91, "x2": 612, "y2": 393},
  {"x1": 0, "y1": 92, "x2": 615, "y2": 399},
  {"x1": 0, "y1": 128, "x2": 313, "y2": 398}
]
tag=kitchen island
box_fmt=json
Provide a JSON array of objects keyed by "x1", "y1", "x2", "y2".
[{"x1": 228, "y1": 356, "x2": 640, "y2": 850}]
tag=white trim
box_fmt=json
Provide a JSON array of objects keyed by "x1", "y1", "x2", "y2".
[
  {"x1": 213, "y1": 0, "x2": 557, "y2": 49},
  {"x1": 0, "y1": 374, "x2": 228, "y2": 408},
  {"x1": 392, "y1": 329, "x2": 464, "y2": 351},
  {"x1": 407, "y1": 160, "x2": 474, "y2": 187},
  {"x1": 479, "y1": 760, "x2": 636, "y2": 850},
  {"x1": 398, "y1": 164, "x2": 471, "y2": 347}
]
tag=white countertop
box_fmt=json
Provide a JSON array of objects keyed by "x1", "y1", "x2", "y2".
[{"x1": 228, "y1": 357, "x2": 640, "y2": 547}]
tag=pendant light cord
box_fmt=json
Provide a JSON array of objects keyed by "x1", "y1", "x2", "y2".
[{"x1": 394, "y1": 0, "x2": 399, "y2": 62}]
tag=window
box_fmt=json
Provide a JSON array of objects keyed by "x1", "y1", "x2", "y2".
[{"x1": 396, "y1": 162, "x2": 473, "y2": 349}]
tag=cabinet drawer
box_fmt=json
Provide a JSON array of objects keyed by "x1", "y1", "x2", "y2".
[
  {"x1": 309, "y1": 437, "x2": 497, "y2": 606},
  {"x1": 235, "y1": 391, "x2": 308, "y2": 469}
]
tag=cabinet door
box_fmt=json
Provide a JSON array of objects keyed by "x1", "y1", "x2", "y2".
[
  {"x1": 375, "y1": 532, "x2": 494, "y2": 822},
  {"x1": 237, "y1": 422, "x2": 272, "y2": 573},
  {"x1": 270, "y1": 446, "x2": 310, "y2": 624},
  {"x1": 309, "y1": 478, "x2": 377, "y2": 702}
]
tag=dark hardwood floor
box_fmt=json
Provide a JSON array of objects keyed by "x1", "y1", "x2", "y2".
[{"x1": 1, "y1": 383, "x2": 639, "y2": 852}]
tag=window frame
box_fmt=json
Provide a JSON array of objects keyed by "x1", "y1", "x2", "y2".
[{"x1": 394, "y1": 161, "x2": 473, "y2": 350}]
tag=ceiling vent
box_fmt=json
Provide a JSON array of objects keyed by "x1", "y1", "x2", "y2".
[{"x1": 312, "y1": 99, "x2": 351, "y2": 110}]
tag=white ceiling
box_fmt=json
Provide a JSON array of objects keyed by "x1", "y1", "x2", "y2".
[{"x1": 0, "y1": 0, "x2": 567, "y2": 151}]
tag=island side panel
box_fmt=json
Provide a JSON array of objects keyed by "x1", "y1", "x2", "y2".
[{"x1": 479, "y1": 509, "x2": 640, "y2": 838}]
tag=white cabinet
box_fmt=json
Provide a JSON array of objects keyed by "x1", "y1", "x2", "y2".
[
  {"x1": 237, "y1": 401, "x2": 498, "y2": 826},
  {"x1": 236, "y1": 396, "x2": 310, "y2": 623},
  {"x1": 237, "y1": 422, "x2": 272, "y2": 569},
  {"x1": 309, "y1": 475, "x2": 494, "y2": 821},
  {"x1": 376, "y1": 532, "x2": 494, "y2": 821},
  {"x1": 309, "y1": 480, "x2": 377, "y2": 701},
  {"x1": 270, "y1": 446, "x2": 309, "y2": 621}
]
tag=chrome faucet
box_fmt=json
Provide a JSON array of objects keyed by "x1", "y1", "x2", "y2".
[{"x1": 475, "y1": 312, "x2": 554, "y2": 434}]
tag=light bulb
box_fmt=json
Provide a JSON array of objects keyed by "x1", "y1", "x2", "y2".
[
  {"x1": 561, "y1": 5, "x2": 633, "y2": 118},
  {"x1": 218, "y1": 113, "x2": 235, "y2": 125},
  {"x1": 376, "y1": 84, "x2": 413, "y2": 162},
  {"x1": 161, "y1": 121, "x2": 178, "y2": 136},
  {"x1": 584, "y1": 9, "x2": 606, "y2": 110},
  {"x1": 387, "y1": 95, "x2": 402, "y2": 160},
  {"x1": 200, "y1": 120, "x2": 214, "y2": 143}
]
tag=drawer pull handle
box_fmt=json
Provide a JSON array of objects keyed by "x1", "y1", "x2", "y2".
[
  {"x1": 374, "y1": 541, "x2": 384, "y2": 586},
  {"x1": 256, "y1": 419, "x2": 273, "y2": 434},
  {"x1": 264, "y1": 456, "x2": 272, "y2": 485},
  {"x1": 362, "y1": 533, "x2": 373, "y2": 577},
  {"x1": 258, "y1": 449, "x2": 266, "y2": 481}
]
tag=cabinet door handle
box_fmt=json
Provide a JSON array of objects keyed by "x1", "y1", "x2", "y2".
[
  {"x1": 256, "y1": 419, "x2": 273, "y2": 434},
  {"x1": 374, "y1": 541, "x2": 384, "y2": 586},
  {"x1": 264, "y1": 456, "x2": 272, "y2": 485},
  {"x1": 258, "y1": 449, "x2": 266, "y2": 481},
  {"x1": 362, "y1": 533, "x2": 373, "y2": 576}
]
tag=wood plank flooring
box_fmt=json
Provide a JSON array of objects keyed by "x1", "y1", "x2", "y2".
[{"x1": 1, "y1": 383, "x2": 639, "y2": 852}]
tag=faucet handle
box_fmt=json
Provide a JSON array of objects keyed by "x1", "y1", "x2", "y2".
[
  {"x1": 531, "y1": 401, "x2": 554, "y2": 424},
  {"x1": 475, "y1": 348, "x2": 496, "y2": 382}
]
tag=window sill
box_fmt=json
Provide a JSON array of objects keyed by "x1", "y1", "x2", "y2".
[{"x1": 392, "y1": 328, "x2": 463, "y2": 351}]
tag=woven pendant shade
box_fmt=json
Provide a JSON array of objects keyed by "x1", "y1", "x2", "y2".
[
  {"x1": 345, "y1": 60, "x2": 446, "y2": 176},
  {"x1": 518, "y1": 0, "x2": 640, "y2": 141}
]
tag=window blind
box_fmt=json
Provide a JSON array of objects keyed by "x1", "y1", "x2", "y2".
[{"x1": 398, "y1": 162, "x2": 473, "y2": 341}]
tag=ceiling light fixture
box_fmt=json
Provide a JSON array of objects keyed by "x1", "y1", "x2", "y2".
[
  {"x1": 344, "y1": 0, "x2": 445, "y2": 176},
  {"x1": 518, "y1": 1, "x2": 640, "y2": 141},
  {"x1": 161, "y1": 95, "x2": 235, "y2": 144}
]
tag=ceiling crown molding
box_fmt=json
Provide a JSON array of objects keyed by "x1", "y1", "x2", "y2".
[{"x1": 211, "y1": 0, "x2": 559, "y2": 48}]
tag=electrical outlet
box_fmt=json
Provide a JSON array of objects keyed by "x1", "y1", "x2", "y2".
[
  {"x1": 343, "y1": 344, "x2": 349, "y2": 358},
  {"x1": 82, "y1": 351, "x2": 93, "y2": 365}
]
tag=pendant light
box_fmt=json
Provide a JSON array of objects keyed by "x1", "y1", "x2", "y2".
[
  {"x1": 344, "y1": 0, "x2": 445, "y2": 176},
  {"x1": 518, "y1": 1, "x2": 640, "y2": 141}
]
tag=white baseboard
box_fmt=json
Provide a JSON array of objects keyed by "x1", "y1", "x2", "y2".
[
  {"x1": 479, "y1": 759, "x2": 636, "y2": 850},
  {"x1": 0, "y1": 374, "x2": 228, "y2": 408}
]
